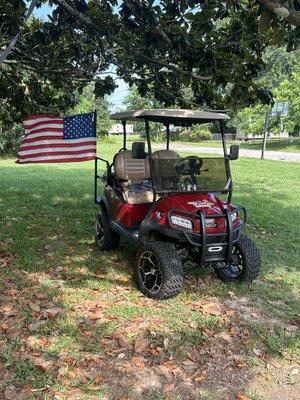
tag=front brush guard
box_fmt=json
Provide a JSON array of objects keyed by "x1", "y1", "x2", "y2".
[{"x1": 167, "y1": 206, "x2": 246, "y2": 266}]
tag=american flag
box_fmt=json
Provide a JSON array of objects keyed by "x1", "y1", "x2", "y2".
[{"x1": 17, "y1": 112, "x2": 97, "y2": 164}]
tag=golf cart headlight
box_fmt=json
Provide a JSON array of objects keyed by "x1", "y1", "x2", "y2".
[
  {"x1": 170, "y1": 215, "x2": 193, "y2": 230},
  {"x1": 231, "y1": 212, "x2": 238, "y2": 222}
]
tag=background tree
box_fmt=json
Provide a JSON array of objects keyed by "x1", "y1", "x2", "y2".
[
  {"x1": 69, "y1": 85, "x2": 112, "y2": 136},
  {"x1": 237, "y1": 49, "x2": 300, "y2": 136},
  {"x1": 1, "y1": 0, "x2": 299, "y2": 124}
]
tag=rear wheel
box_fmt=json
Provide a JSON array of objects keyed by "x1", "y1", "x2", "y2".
[
  {"x1": 214, "y1": 234, "x2": 261, "y2": 283},
  {"x1": 95, "y1": 210, "x2": 120, "y2": 251},
  {"x1": 135, "y1": 241, "x2": 183, "y2": 299}
]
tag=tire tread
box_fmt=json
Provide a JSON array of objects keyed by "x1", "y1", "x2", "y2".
[{"x1": 135, "y1": 241, "x2": 183, "y2": 299}]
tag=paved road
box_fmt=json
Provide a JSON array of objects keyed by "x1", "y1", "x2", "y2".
[{"x1": 154, "y1": 144, "x2": 300, "y2": 162}]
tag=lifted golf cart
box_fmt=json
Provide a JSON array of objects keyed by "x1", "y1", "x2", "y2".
[{"x1": 94, "y1": 109, "x2": 261, "y2": 299}]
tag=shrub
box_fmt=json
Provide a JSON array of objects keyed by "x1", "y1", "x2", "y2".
[
  {"x1": 0, "y1": 124, "x2": 24, "y2": 156},
  {"x1": 179, "y1": 125, "x2": 211, "y2": 142}
]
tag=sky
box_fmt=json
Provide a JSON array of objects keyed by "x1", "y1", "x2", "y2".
[{"x1": 31, "y1": 1, "x2": 129, "y2": 111}]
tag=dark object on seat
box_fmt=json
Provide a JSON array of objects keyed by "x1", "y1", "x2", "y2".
[{"x1": 132, "y1": 142, "x2": 146, "y2": 159}]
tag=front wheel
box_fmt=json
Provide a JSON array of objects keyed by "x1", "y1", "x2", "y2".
[
  {"x1": 135, "y1": 242, "x2": 183, "y2": 299},
  {"x1": 214, "y1": 234, "x2": 261, "y2": 283}
]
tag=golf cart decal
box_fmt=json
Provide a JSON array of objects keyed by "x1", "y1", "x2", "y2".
[{"x1": 187, "y1": 200, "x2": 214, "y2": 208}]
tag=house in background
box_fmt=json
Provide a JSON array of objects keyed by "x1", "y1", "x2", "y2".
[{"x1": 109, "y1": 123, "x2": 134, "y2": 135}]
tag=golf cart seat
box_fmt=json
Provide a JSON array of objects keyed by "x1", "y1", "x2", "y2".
[
  {"x1": 114, "y1": 149, "x2": 153, "y2": 205},
  {"x1": 152, "y1": 149, "x2": 180, "y2": 158}
]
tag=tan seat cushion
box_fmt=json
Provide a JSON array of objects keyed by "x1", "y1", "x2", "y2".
[
  {"x1": 114, "y1": 150, "x2": 150, "y2": 181},
  {"x1": 123, "y1": 189, "x2": 154, "y2": 205},
  {"x1": 152, "y1": 149, "x2": 180, "y2": 158}
]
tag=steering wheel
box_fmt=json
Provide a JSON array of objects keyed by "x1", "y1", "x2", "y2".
[{"x1": 174, "y1": 156, "x2": 204, "y2": 187}]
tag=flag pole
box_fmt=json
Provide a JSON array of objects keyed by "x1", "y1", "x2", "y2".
[{"x1": 94, "y1": 109, "x2": 98, "y2": 204}]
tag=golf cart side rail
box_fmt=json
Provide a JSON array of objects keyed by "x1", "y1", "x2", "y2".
[
  {"x1": 167, "y1": 206, "x2": 246, "y2": 266},
  {"x1": 95, "y1": 156, "x2": 109, "y2": 205}
]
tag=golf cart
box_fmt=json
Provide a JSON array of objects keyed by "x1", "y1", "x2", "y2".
[{"x1": 94, "y1": 109, "x2": 261, "y2": 299}]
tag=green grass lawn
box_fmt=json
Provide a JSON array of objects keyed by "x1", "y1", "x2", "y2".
[
  {"x1": 240, "y1": 138, "x2": 300, "y2": 152},
  {"x1": 0, "y1": 139, "x2": 299, "y2": 400},
  {"x1": 127, "y1": 134, "x2": 300, "y2": 153}
]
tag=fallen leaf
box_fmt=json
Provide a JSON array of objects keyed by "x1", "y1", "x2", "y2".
[
  {"x1": 163, "y1": 383, "x2": 175, "y2": 393},
  {"x1": 58, "y1": 366, "x2": 68, "y2": 376},
  {"x1": 182, "y1": 359, "x2": 196, "y2": 367},
  {"x1": 186, "y1": 352, "x2": 196, "y2": 363},
  {"x1": 28, "y1": 320, "x2": 47, "y2": 332},
  {"x1": 252, "y1": 348, "x2": 262, "y2": 357},
  {"x1": 134, "y1": 336, "x2": 150, "y2": 353},
  {"x1": 289, "y1": 319, "x2": 300, "y2": 327},
  {"x1": 201, "y1": 301, "x2": 223, "y2": 316},
  {"x1": 193, "y1": 369, "x2": 207, "y2": 382},
  {"x1": 233, "y1": 355, "x2": 246, "y2": 369},
  {"x1": 4, "y1": 384, "x2": 18, "y2": 400},
  {"x1": 131, "y1": 356, "x2": 145, "y2": 368},
  {"x1": 33, "y1": 357, "x2": 54, "y2": 372},
  {"x1": 236, "y1": 392, "x2": 252, "y2": 400},
  {"x1": 28, "y1": 301, "x2": 41, "y2": 313},
  {"x1": 0, "y1": 322, "x2": 9, "y2": 332},
  {"x1": 9, "y1": 328, "x2": 23, "y2": 340},
  {"x1": 218, "y1": 331, "x2": 232, "y2": 342},
  {"x1": 290, "y1": 368, "x2": 299, "y2": 376},
  {"x1": 284, "y1": 324, "x2": 297, "y2": 333},
  {"x1": 44, "y1": 307, "x2": 62, "y2": 318},
  {"x1": 35, "y1": 292, "x2": 47, "y2": 300},
  {"x1": 116, "y1": 335, "x2": 127, "y2": 348}
]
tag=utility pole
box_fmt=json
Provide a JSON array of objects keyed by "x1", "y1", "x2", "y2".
[{"x1": 261, "y1": 112, "x2": 270, "y2": 160}]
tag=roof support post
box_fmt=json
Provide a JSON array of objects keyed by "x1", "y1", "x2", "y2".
[
  {"x1": 145, "y1": 119, "x2": 157, "y2": 203},
  {"x1": 220, "y1": 120, "x2": 228, "y2": 157},
  {"x1": 220, "y1": 121, "x2": 232, "y2": 202},
  {"x1": 166, "y1": 123, "x2": 170, "y2": 150},
  {"x1": 145, "y1": 119, "x2": 152, "y2": 155},
  {"x1": 122, "y1": 120, "x2": 126, "y2": 150}
]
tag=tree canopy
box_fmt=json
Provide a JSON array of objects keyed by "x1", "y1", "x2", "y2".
[{"x1": 0, "y1": 0, "x2": 299, "y2": 125}]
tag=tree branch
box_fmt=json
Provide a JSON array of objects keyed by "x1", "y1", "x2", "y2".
[
  {"x1": 137, "y1": 54, "x2": 212, "y2": 81},
  {"x1": 0, "y1": 0, "x2": 39, "y2": 65},
  {"x1": 55, "y1": 0, "x2": 212, "y2": 81},
  {"x1": 258, "y1": 0, "x2": 300, "y2": 25}
]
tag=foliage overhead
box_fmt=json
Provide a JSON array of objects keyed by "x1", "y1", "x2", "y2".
[{"x1": 0, "y1": 0, "x2": 299, "y2": 125}]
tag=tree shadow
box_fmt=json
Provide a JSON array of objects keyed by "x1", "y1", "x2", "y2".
[{"x1": 0, "y1": 161, "x2": 299, "y2": 399}]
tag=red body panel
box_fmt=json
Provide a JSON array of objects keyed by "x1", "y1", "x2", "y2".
[
  {"x1": 105, "y1": 187, "x2": 151, "y2": 228},
  {"x1": 115, "y1": 202, "x2": 151, "y2": 228},
  {"x1": 149, "y1": 192, "x2": 238, "y2": 234},
  {"x1": 112, "y1": 190, "x2": 239, "y2": 233}
]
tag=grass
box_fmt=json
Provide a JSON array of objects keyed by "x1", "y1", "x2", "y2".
[
  {"x1": 0, "y1": 137, "x2": 299, "y2": 399},
  {"x1": 125, "y1": 133, "x2": 300, "y2": 152}
]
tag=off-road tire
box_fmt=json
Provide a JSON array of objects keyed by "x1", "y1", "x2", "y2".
[
  {"x1": 135, "y1": 241, "x2": 183, "y2": 300},
  {"x1": 215, "y1": 234, "x2": 261, "y2": 283},
  {"x1": 95, "y1": 210, "x2": 120, "y2": 251}
]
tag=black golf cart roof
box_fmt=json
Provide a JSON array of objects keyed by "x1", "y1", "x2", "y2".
[{"x1": 110, "y1": 109, "x2": 230, "y2": 125}]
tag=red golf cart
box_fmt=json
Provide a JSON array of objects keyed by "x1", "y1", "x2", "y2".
[{"x1": 94, "y1": 109, "x2": 261, "y2": 299}]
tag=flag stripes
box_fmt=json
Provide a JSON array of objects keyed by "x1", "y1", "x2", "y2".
[{"x1": 17, "y1": 114, "x2": 96, "y2": 164}]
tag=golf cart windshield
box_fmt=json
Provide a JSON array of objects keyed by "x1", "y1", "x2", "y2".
[{"x1": 152, "y1": 156, "x2": 230, "y2": 193}]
